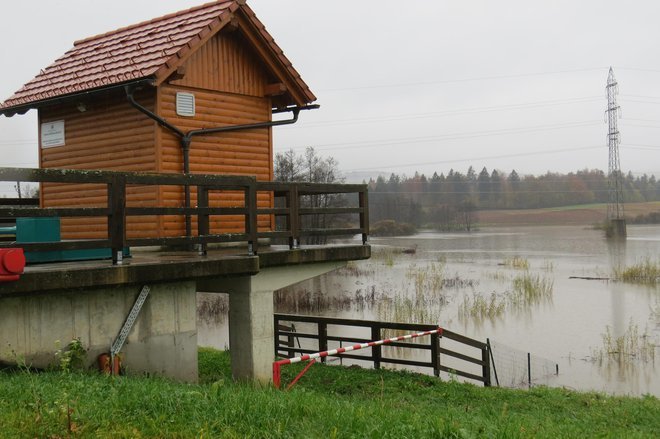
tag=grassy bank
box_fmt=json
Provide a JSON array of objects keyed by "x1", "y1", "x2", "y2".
[{"x1": 1, "y1": 348, "x2": 658, "y2": 438}]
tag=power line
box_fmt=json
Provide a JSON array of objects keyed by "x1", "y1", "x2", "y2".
[
  {"x1": 282, "y1": 96, "x2": 603, "y2": 130},
  {"x1": 281, "y1": 120, "x2": 603, "y2": 152},
  {"x1": 618, "y1": 67, "x2": 660, "y2": 74},
  {"x1": 319, "y1": 67, "x2": 607, "y2": 93},
  {"x1": 368, "y1": 189, "x2": 635, "y2": 195},
  {"x1": 342, "y1": 145, "x2": 604, "y2": 172},
  {"x1": 0, "y1": 140, "x2": 38, "y2": 146}
]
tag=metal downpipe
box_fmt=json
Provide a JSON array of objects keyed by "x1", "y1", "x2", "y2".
[{"x1": 126, "y1": 86, "x2": 318, "y2": 240}]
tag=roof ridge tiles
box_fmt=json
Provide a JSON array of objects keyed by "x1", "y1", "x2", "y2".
[{"x1": 73, "y1": 0, "x2": 234, "y2": 47}]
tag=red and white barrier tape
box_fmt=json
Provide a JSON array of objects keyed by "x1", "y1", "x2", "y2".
[{"x1": 273, "y1": 327, "x2": 443, "y2": 389}]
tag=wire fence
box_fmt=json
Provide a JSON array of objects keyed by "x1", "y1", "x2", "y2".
[{"x1": 488, "y1": 339, "x2": 559, "y2": 389}]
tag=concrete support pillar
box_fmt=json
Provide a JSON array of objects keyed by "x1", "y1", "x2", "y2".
[
  {"x1": 227, "y1": 278, "x2": 273, "y2": 382},
  {"x1": 199, "y1": 261, "x2": 346, "y2": 384}
]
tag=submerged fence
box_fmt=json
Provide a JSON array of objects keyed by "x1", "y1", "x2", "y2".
[
  {"x1": 274, "y1": 314, "x2": 492, "y2": 387},
  {"x1": 274, "y1": 314, "x2": 560, "y2": 390},
  {"x1": 273, "y1": 327, "x2": 443, "y2": 389},
  {"x1": 488, "y1": 339, "x2": 559, "y2": 388}
]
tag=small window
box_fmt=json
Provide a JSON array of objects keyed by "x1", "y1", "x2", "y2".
[{"x1": 176, "y1": 92, "x2": 195, "y2": 117}]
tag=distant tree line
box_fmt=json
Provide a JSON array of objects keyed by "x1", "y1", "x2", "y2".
[{"x1": 368, "y1": 167, "x2": 660, "y2": 229}]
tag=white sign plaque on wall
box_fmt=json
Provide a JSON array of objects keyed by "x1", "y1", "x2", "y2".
[{"x1": 41, "y1": 120, "x2": 65, "y2": 148}]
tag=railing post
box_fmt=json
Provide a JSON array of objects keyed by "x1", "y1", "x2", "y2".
[
  {"x1": 431, "y1": 332, "x2": 440, "y2": 377},
  {"x1": 284, "y1": 187, "x2": 294, "y2": 249},
  {"x1": 359, "y1": 188, "x2": 369, "y2": 245},
  {"x1": 318, "y1": 321, "x2": 328, "y2": 363},
  {"x1": 482, "y1": 346, "x2": 492, "y2": 387},
  {"x1": 245, "y1": 182, "x2": 258, "y2": 255},
  {"x1": 371, "y1": 325, "x2": 381, "y2": 369},
  {"x1": 290, "y1": 185, "x2": 300, "y2": 248},
  {"x1": 108, "y1": 175, "x2": 126, "y2": 265},
  {"x1": 197, "y1": 186, "x2": 209, "y2": 256}
]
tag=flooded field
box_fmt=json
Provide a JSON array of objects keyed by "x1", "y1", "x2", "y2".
[{"x1": 199, "y1": 225, "x2": 660, "y2": 396}]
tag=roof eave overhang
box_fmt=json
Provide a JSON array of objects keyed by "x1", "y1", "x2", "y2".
[
  {"x1": 238, "y1": 5, "x2": 317, "y2": 106},
  {"x1": 152, "y1": 3, "x2": 316, "y2": 108},
  {"x1": 0, "y1": 78, "x2": 156, "y2": 117}
]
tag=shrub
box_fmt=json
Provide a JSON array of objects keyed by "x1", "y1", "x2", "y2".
[{"x1": 370, "y1": 220, "x2": 417, "y2": 237}]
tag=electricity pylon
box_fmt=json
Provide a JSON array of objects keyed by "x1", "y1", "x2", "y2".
[{"x1": 605, "y1": 67, "x2": 626, "y2": 237}]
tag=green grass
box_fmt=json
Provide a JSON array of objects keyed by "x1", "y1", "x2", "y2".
[{"x1": 0, "y1": 348, "x2": 658, "y2": 438}]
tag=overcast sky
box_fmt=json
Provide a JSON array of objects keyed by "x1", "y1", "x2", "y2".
[{"x1": 2, "y1": 0, "x2": 660, "y2": 194}]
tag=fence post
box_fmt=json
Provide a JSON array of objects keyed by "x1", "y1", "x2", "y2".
[
  {"x1": 318, "y1": 322, "x2": 328, "y2": 363},
  {"x1": 273, "y1": 315, "x2": 280, "y2": 357},
  {"x1": 287, "y1": 325, "x2": 296, "y2": 358},
  {"x1": 527, "y1": 352, "x2": 532, "y2": 389},
  {"x1": 482, "y1": 346, "x2": 491, "y2": 387},
  {"x1": 431, "y1": 332, "x2": 440, "y2": 377},
  {"x1": 371, "y1": 325, "x2": 381, "y2": 369},
  {"x1": 486, "y1": 338, "x2": 500, "y2": 387},
  {"x1": 108, "y1": 175, "x2": 126, "y2": 265},
  {"x1": 197, "y1": 186, "x2": 209, "y2": 256}
]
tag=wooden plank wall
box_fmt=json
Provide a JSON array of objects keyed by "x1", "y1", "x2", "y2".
[
  {"x1": 160, "y1": 30, "x2": 275, "y2": 236},
  {"x1": 39, "y1": 89, "x2": 158, "y2": 239},
  {"x1": 171, "y1": 31, "x2": 267, "y2": 97}
]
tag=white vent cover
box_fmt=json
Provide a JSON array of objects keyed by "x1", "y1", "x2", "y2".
[{"x1": 176, "y1": 92, "x2": 195, "y2": 117}]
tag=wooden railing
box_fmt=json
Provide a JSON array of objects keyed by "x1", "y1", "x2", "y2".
[
  {"x1": 274, "y1": 314, "x2": 492, "y2": 387},
  {"x1": 0, "y1": 168, "x2": 369, "y2": 264}
]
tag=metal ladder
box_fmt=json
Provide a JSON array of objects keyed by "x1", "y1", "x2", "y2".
[{"x1": 110, "y1": 285, "x2": 151, "y2": 373}]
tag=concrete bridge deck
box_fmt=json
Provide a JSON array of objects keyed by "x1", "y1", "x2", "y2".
[{"x1": 1, "y1": 244, "x2": 368, "y2": 296}]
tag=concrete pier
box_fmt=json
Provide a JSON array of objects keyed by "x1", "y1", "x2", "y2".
[
  {"x1": 608, "y1": 218, "x2": 627, "y2": 238},
  {"x1": 0, "y1": 281, "x2": 198, "y2": 381},
  {"x1": 199, "y1": 261, "x2": 346, "y2": 382}
]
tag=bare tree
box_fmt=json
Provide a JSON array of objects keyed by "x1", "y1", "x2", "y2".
[{"x1": 274, "y1": 147, "x2": 345, "y2": 244}]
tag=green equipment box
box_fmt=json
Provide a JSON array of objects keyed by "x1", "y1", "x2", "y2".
[{"x1": 16, "y1": 217, "x2": 129, "y2": 264}]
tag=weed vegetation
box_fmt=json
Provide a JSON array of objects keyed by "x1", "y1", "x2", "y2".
[
  {"x1": 459, "y1": 272, "x2": 553, "y2": 322},
  {"x1": 615, "y1": 258, "x2": 660, "y2": 285},
  {"x1": 510, "y1": 272, "x2": 553, "y2": 307},
  {"x1": 1, "y1": 348, "x2": 658, "y2": 438},
  {"x1": 459, "y1": 292, "x2": 506, "y2": 320},
  {"x1": 591, "y1": 321, "x2": 656, "y2": 364},
  {"x1": 501, "y1": 256, "x2": 530, "y2": 270}
]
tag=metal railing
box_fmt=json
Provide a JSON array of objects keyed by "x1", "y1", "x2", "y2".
[
  {"x1": 0, "y1": 167, "x2": 369, "y2": 265},
  {"x1": 274, "y1": 314, "x2": 491, "y2": 386}
]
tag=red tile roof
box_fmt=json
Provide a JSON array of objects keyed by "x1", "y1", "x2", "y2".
[{"x1": 0, "y1": 0, "x2": 315, "y2": 114}]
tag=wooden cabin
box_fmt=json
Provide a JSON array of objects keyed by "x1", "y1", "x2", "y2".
[{"x1": 0, "y1": 0, "x2": 316, "y2": 239}]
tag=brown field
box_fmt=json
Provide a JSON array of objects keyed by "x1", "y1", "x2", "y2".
[{"x1": 477, "y1": 201, "x2": 660, "y2": 226}]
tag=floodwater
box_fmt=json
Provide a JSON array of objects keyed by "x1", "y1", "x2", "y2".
[{"x1": 198, "y1": 225, "x2": 660, "y2": 396}]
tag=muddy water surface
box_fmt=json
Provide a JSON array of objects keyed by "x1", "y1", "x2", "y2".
[{"x1": 199, "y1": 225, "x2": 660, "y2": 396}]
